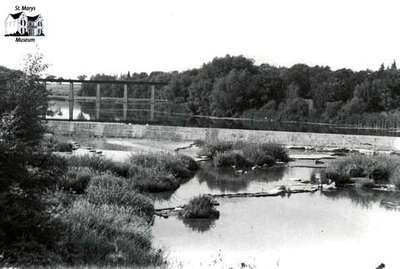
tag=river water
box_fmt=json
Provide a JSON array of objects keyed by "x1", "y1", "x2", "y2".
[
  {"x1": 57, "y1": 137, "x2": 400, "y2": 269},
  {"x1": 152, "y1": 161, "x2": 400, "y2": 269}
]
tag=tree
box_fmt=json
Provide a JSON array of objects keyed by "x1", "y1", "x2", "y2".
[{"x1": 0, "y1": 53, "x2": 66, "y2": 265}]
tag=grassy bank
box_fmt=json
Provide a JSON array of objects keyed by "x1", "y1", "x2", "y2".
[
  {"x1": 325, "y1": 154, "x2": 400, "y2": 187},
  {"x1": 32, "y1": 152, "x2": 197, "y2": 267},
  {"x1": 199, "y1": 140, "x2": 290, "y2": 169}
]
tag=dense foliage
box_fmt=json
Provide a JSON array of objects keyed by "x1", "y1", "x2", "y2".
[
  {"x1": 77, "y1": 55, "x2": 400, "y2": 126},
  {"x1": 0, "y1": 55, "x2": 67, "y2": 265}
]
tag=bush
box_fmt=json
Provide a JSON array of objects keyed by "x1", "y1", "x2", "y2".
[
  {"x1": 60, "y1": 200, "x2": 162, "y2": 265},
  {"x1": 60, "y1": 167, "x2": 92, "y2": 194},
  {"x1": 241, "y1": 143, "x2": 277, "y2": 166},
  {"x1": 258, "y1": 143, "x2": 290, "y2": 162},
  {"x1": 325, "y1": 154, "x2": 400, "y2": 187},
  {"x1": 53, "y1": 142, "x2": 73, "y2": 152},
  {"x1": 86, "y1": 173, "x2": 154, "y2": 221},
  {"x1": 213, "y1": 151, "x2": 252, "y2": 169},
  {"x1": 198, "y1": 141, "x2": 233, "y2": 158},
  {"x1": 0, "y1": 58, "x2": 67, "y2": 265},
  {"x1": 66, "y1": 155, "x2": 130, "y2": 178},
  {"x1": 129, "y1": 153, "x2": 198, "y2": 180},
  {"x1": 181, "y1": 195, "x2": 220, "y2": 219},
  {"x1": 134, "y1": 175, "x2": 180, "y2": 193},
  {"x1": 200, "y1": 141, "x2": 290, "y2": 167}
]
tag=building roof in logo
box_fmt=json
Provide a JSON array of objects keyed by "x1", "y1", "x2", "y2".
[
  {"x1": 10, "y1": 12, "x2": 23, "y2": 19},
  {"x1": 27, "y1": 15, "x2": 40, "y2": 21}
]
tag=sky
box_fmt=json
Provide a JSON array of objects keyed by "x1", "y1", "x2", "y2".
[{"x1": 1, "y1": 0, "x2": 400, "y2": 78}]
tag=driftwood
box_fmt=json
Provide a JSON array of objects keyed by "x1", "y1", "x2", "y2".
[{"x1": 154, "y1": 184, "x2": 320, "y2": 218}]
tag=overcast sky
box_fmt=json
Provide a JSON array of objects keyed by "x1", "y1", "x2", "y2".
[{"x1": 1, "y1": 0, "x2": 400, "y2": 78}]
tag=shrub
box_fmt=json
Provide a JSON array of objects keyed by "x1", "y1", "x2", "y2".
[
  {"x1": 213, "y1": 151, "x2": 252, "y2": 169},
  {"x1": 0, "y1": 58, "x2": 67, "y2": 265},
  {"x1": 257, "y1": 143, "x2": 290, "y2": 162},
  {"x1": 129, "y1": 153, "x2": 198, "y2": 180},
  {"x1": 66, "y1": 154, "x2": 130, "y2": 178},
  {"x1": 181, "y1": 195, "x2": 220, "y2": 219},
  {"x1": 325, "y1": 154, "x2": 400, "y2": 187},
  {"x1": 179, "y1": 154, "x2": 199, "y2": 172},
  {"x1": 53, "y1": 142, "x2": 73, "y2": 152},
  {"x1": 324, "y1": 171, "x2": 353, "y2": 186},
  {"x1": 200, "y1": 141, "x2": 289, "y2": 167},
  {"x1": 109, "y1": 162, "x2": 131, "y2": 178},
  {"x1": 241, "y1": 143, "x2": 277, "y2": 166},
  {"x1": 198, "y1": 141, "x2": 233, "y2": 158},
  {"x1": 134, "y1": 175, "x2": 180, "y2": 193},
  {"x1": 60, "y1": 167, "x2": 92, "y2": 194},
  {"x1": 60, "y1": 199, "x2": 162, "y2": 265},
  {"x1": 86, "y1": 173, "x2": 154, "y2": 221}
]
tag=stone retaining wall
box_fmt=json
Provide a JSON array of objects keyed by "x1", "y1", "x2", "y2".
[{"x1": 47, "y1": 121, "x2": 400, "y2": 150}]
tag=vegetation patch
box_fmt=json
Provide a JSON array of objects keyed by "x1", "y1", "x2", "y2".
[
  {"x1": 86, "y1": 173, "x2": 155, "y2": 221},
  {"x1": 129, "y1": 153, "x2": 198, "y2": 179},
  {"x1": 53, "y1": 142, "x2": 74, "y2": 152},
  {"x1": 60, "y1": 167, "x2": 92, "y2": 194},
  {"x1": 128, "y1": 153, "x2": 198, "y2": 192},
  {"x1": 180, "y1": 195, "x2": 220, "y2": 219},
  {"x1": 213, "y1": 151, "x2": 252, "y2": 169},
  {"x1": 201, "y1": 141, "x2": 290, "y2": 169},
  {"x1": 198, "y1": 141, "x2": 233, "y2": 159},
  {"x1": 59, "y1": 199, "x2": 162, "y2": 265},
  {"x1": 66, "y1": 154, "x2": 130, "y2": 178},
  {"x1": 325, "y1": 154, "x2": 400, "y2": 187}
]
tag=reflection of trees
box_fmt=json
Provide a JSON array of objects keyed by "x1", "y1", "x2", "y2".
[
  {"x1": 198, "y1": 168, "x2": 250, "y2": 192},
  {"x1": 320, "y1": 187, "x2": 400, "y2": 210},
  {"x1": 180, "y1": 217, "x2": 217, "y2": 233},
  {"x1": 197, "y1": 163, "x2": 286, "y2": 193}
]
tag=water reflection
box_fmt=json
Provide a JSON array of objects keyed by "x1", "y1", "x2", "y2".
[
  {"x1": 197, "y1": 163, "x2": 286, "y2": 193},
  {"x1": 180, "y1": 217, "x2": 217, "y2": 233},
  {"x1": 322, "y1": 187, "x2": 400, "y2": 210}
]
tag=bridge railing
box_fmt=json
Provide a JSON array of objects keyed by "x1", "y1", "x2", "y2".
[{"x1": 39, "y1": 78, "x2": 168, "y2": 121}]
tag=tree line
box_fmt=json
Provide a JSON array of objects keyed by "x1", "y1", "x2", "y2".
[{"x1": 68, "y1": 55, "x2": 400, "y2": 127}]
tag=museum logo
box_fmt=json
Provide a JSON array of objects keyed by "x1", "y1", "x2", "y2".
[{"x1": 4, "y1": 5, "x2": 44, "y2": 42}]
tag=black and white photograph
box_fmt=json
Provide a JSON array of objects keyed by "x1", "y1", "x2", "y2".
[{"x1": 1, "y1": 1, "x2": 400, "y2": 268}]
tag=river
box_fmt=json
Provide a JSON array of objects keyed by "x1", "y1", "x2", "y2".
[{"x1": 58, "y1": 136, "x2": 400, "y2": 269}]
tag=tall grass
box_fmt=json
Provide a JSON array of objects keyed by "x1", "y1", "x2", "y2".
[
  {"x1": 181, "y1": 195, "x2": 220, "y2": 219},
  {"x1": 60, "y1": 200, "x2": 162, "y2": 265},
  {"x1": 200, "y1": 141, "x2": 290, "y2": 168},
  {"x1": 198, "y1": 141, "x2": 233, "y2": 158},
  {"x1": 325, "y1": 154, "x2": 400, "y2": 187},
  {"x1": 129, "y1": 153, "x2": 198, "y2": 179},
  {"x1": 213, "y1": 151, "x2": 252, "y2": 169},
  {"x1": 60, "y1": 167, "x2": 92, "y2": 194},
  {"x1": 66, "y1": 155, "x2": 130, "y2": 178},
  {"x1": 86, "y1": 173, "x2": 154, "y2": 222},
  {"x1": 128, "y1": 153, "x2": 198, "y2": 192}
]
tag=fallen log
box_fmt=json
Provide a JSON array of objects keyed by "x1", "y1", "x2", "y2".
[{"x1": 154, "y1": 185, "x2": 319, "y2": 217}]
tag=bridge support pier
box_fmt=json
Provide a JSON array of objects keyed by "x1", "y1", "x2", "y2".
[
  {"x1": 96, "y1": 83, "x2": 101, "y2": 120},
  {"x1": 123, "y1": 84, "x2": 128, "y2": 122},
  {"x1": 150, "y1": 85, "x2": 155, "y2": 121},
  {"x1": 68, "y1": 82, "x2": 74, "y2": 120}
]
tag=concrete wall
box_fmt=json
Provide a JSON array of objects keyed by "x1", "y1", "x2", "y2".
[{"x1": 47, "y1": 120, "x2": 400, "y2": 150}]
